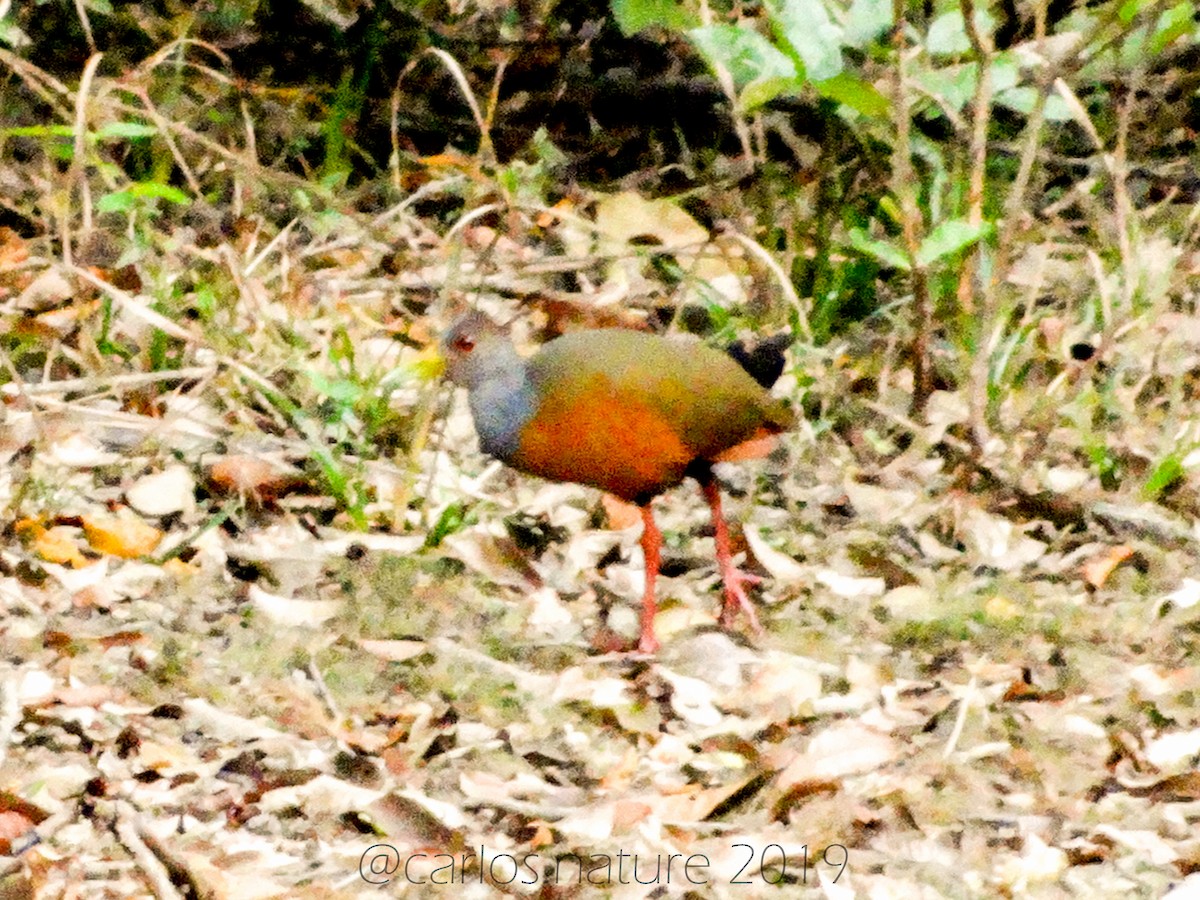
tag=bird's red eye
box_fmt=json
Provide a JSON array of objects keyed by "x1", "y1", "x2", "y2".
[{"x1": 452, "y1": 335, "x2": 475, "y2": 353}]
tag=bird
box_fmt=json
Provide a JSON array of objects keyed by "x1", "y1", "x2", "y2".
[{"x1": 440, "y1": 311, "x2": 794, "y2": 652}]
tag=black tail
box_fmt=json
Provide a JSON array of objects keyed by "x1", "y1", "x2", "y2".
[{"x1": 726, "y1": 333, "x2": 791, "y2": 388}]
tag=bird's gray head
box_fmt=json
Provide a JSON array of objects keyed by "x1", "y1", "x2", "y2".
[{"x1": 440, "y1": 311, "x2": 520, "y2": 390}]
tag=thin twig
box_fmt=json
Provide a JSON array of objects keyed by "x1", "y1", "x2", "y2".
[
  {"x1": 9, "y1": 365, "x2": 216, "y2": 395},
  {"x1": 71, "y1": 0, "x2": 95, "y2": 52},
  {"x1": 67, "y1": 264, "x2": 198, "y2": 342},
  {"x1": 111, "y1": 801, "x2": 186, "y2": 900},
  {"x1": 961, "y1": 0, "x2": 996, "y2": 450},
  {"x1": 66, "y1": 52, "x2": 105, "y2": 267},
  {"x1": 128, "y1": 84, "x2": 204, "y2": 197},
  {"x1": 721, "y1": 227, "x2": 812, "y2": 340},
  {"x1": 889, "y1": 2, "x2": 933, "y2": 417}
]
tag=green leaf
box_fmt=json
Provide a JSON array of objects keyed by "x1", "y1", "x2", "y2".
[
  {"x1": 96, "y1": 191, "x2": 137, "y2": 214},
  {"x1": 915, "y1": 219, "x2": 993, "y2": 266},
  {"x1": 0, "y1": 125, "x2": 74, "y2": 139},
  {"x1": 814, "y1": 71, "x2": 889, "y2": 119},
  {"x1": 688, "y1": 24, "x2": 796, "y2": 87},
  {"x1": 767, "y1": 0, "x2": 844, "y2": 81},
  {"x1": 847, "y1": 227, "x2": 910, "y2": 270},
  {"x1": 191, "y1": 285, "x2": 217, "y2": 322},
  {"x1": 97, "y1": 121, "x2": 158, "y2": 139},
  {"x1": 128, "y1": 182, "x2": 191, "y2": 204},
  {"x1": 309, "y1": 372, "x2": 365, "y2": 406},
  {"x1": 611, "y1": 0, "x2": 695, "y2": 35},
  {"x1": 995, "y1": 86, "x2": 1074, "y2": 122},
  {"x1": 1149, "y1": 0, "x2": 1196, "y2": 55},
  {"x1": 531, "y1": 127, "x2": 567, "y2": 167},
  {"x1": 1118, "y1": 0, "x2": 1149, "y2": 24},
  {"x1": 844, "y1": 0, "x2": 892, "y2": 46},
  {"x1": 740, "y1": 76, "x2": 803, "y2": 111},
  {"x1": 1143, "y1": 454, "x2": 1184, "y2": 499},
  {"x1": 926, "y1": 9, "x2": 996, "y2": 55},
  {"x1": 426, "y1": 502, "x2": 468, "y2": 548},
  {"x1": 97, "y1": 182, "x2": 191, "y2": 213}
]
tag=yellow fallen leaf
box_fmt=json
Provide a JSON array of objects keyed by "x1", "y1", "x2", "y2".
[
  {"x1": 162, "y1": 557, "x2": 200, "y2": 578},
  {"x1": 34, "y1": 525, "x2": 90, "y2": 568},
  {"x1": 82, "y1": 511, "x2": 162, "y2": 558}
]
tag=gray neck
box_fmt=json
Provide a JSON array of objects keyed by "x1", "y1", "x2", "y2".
[{"x1": 466, "y1": 350, "x2": 536, "y2": 462}]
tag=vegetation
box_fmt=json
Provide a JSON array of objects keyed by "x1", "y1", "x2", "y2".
[{"x1": 2, "y1": 0, "x2": 1199, "y2": 895}]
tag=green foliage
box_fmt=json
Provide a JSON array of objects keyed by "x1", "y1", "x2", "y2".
[
  {"x1": 426, "y1": 502, "x2": 470, "y2": 548},
  {"x1": 612, "y1": 0, "x2": 697, "y2": 34}
]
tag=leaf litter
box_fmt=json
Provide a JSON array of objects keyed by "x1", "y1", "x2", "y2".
[{"x1": 2, "y1": 171, "x2": 1199, "y2": 900}]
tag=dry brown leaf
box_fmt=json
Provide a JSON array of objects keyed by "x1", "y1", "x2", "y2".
[
  {"x1": 97, "y1": 631, "x2": 146, "y2": 650},
  {"x1": 1001, "y1": 680, "x2": 1064, "y2": 703},
  {"x1": 444, "y1": 530, "x2": 541, "y2": 589},
  {"x1": 594, "y1": 191, "x2": 708, "y2": 248},
  {"x1": 651, "y1": 776, "x2": 763, "y2": 823},
  {"x1": 1128, "y1": 772, "x2": 1200, "y2": 802},
  {"x1": 365, "y1": 792, "x2": 463, "y2": 846},
  {"x1": 1082, "y1": 545, "x2": 1135, "y2": 589},
  {"x1": 599, "y1": 747, "x2": 640, "y2": 792},
  {"x1": 82, "y1": 511, "x2": 163, "y2": 558},
  {"x1": 771, "y1": 779, "x2": 841, "y2": 822},
  {"x1": 744, "y1": 528, "x2": 806, "y2": 585},
  {"x1": 777, "y1": 722, "x2": 899, "y2": 787},
  {"x1": 611, "y1": 799, "x2": 652, "y2": 830},
  {"x1": 207, "y1": 455, "x2": 297, "y2": 501}
]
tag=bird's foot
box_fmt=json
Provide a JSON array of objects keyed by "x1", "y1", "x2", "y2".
[
  {"x1": 637, "y1": 630, "x2": 661, "y2": 654},
  {"x1": 718, "y1": 567, "x2": 764, "y2": 635}
]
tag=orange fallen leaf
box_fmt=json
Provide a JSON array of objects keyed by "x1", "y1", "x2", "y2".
[
  {"x1": 0, "y1": 226, "x2": 29, "y2": 270},
  {"x1": 98, "y1": 631, "x2": 146, "y2": 650},
  {"x1": 527, "y1": 821, "x2": 554, "y2": 849},
  {"x1": 0, "y1": 809, "x2": 36, "y2": 854},
  {"x1": 601, "y1": 494, "x2": 642, "y2": 531},
  {"x1": 1129, "y1": 771, "x2": 1200, "y2": 802},
  {"x1": 82, "y1": 511, "x2": 162, "y2": 558},
  {"x1": 1082, "y1": 545, "x2": 1134, "y2": 589},
  {"x1": 536, "y1": 197, "x2": 576, "y2": 229},
  {"x1": 611, "y1": 800, "x2": 652, "y2": 830},
  {"x1": 1001, "y1": 680, "x2": 1064, "y2": 702}
]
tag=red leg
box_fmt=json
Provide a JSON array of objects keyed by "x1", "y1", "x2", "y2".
[
  {"x1": 637, "y1": 504, "x2": 662, "y2": 653},
  {"x1": 700, "y1": 479, "x2": 764, "y2": 635}
]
